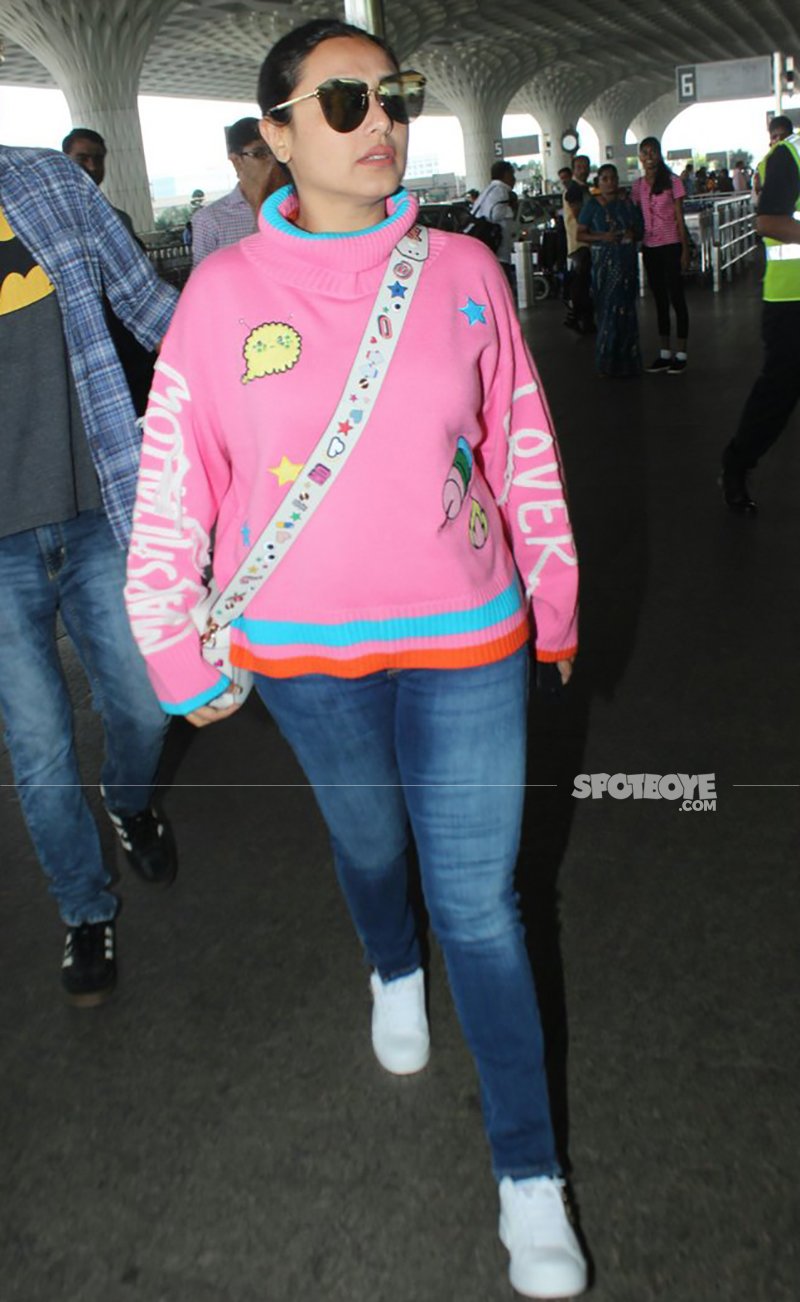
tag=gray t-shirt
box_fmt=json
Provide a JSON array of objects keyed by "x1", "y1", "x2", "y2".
[{"x1": 0, "y1": 207, "x2": 102, "y2": 540}]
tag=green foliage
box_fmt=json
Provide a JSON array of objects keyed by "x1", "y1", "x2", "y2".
[{"x1": 153, "y1": 203, "x2": 193, "y2": 231}]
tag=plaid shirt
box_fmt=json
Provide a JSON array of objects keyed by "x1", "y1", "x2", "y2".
[
  {"x1": 0, "y1": 146, "x2": 178, "y2": 547},
  {"x1": 191, "y1": 185, "x2": 258, "y2": 266}
]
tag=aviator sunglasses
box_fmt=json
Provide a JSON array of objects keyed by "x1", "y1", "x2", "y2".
[{"x1": 267, "y1": 71, "x2": 426, "y2": 133}]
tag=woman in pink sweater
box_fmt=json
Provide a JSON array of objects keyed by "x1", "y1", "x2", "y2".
[{"x1": 125, "y1": 19, "x2": 586, "y2": 1298}]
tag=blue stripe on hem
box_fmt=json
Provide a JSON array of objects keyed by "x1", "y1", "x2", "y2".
[
  {"x1": 159, "y1": 676, "x2": 231, "y2": 715},
  {"x1": 235, "y1": 583, "x2": 523, "y2": 648}
]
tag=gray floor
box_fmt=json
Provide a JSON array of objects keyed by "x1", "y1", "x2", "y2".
[{"x1": 2, "y1": 265, "x2": 798, "y2": 1302}]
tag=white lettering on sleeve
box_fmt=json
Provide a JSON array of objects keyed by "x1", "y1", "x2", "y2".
[
  {"x1": 524, "y1": 536, "x2": 578, "y2": 595},
  {"x1": 127, "y1": 362, "x2": 212, "y2": 655}
]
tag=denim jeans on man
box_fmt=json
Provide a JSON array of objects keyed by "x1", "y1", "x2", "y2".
[
  {"x1": 256, "y1": 647, "x2": 559, "y2": 1181},
  {"x1": 0, "y1": 509, "x2": 168, "y2": 925}
]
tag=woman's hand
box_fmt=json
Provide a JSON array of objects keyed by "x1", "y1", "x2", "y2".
[
  {"x1": 556, "y1": 658, "x2": 574, "y2": 686},
  {"x1": 680, "y1": 244, "x2": 691, "y2": 271},
  {"x1": 186, "y1": 695, "x2": 243, "y2": 727}
]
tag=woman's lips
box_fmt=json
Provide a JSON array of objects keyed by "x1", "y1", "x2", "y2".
[{"x1": 358, "y1": 148, "x2": 396, "y2": 164}]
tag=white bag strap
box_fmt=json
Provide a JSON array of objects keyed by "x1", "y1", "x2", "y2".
[
  {"x1": 469, "y1": 183, "x2": 493, "y2": 219},
  {"x1": 204, "y1": 224, "x2": 429, "y2": 633}
]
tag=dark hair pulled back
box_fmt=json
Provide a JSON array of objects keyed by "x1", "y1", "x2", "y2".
[
  {"x1": 258, "y1": 17, "x2": 400, "y2": 121},
  {"x1": 639, "y1": 136, "x2": 673, "y2": 195}
]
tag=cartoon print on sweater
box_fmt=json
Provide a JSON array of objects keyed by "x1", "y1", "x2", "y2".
[
  {"x1": 442, "y1": 436, "x2": 474, "y2": 521},
  {"x1": 242, "y1": 322, "x2": 302, "y2": 383},
  {"x1": 468, "y1": 498, "x2": 489, "y2": 549}
]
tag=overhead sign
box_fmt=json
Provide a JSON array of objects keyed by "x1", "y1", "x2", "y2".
[
  {"x1": 493, "y1": 138, "x2": 504, "y2": 158},
  {"x1": 676, "y1": 56, "x2": 773, "y2": 105},
  {"x1": 667, "y1": 148, "x2": 692, "y2": 160},
  {"x1": 502, "y1": 134, "x2": 540, "y2": 157},
  {"x1": 766, "y1": 107, "x2": 800, "y2": 128},
  {"x1": 604, "y1": 143, "x2": 637, "y2": 160}
]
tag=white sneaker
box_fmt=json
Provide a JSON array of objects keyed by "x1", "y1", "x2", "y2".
[
  {"x1": 370, "y1": 968, "x2": 430, "y2": 1075},
  {"x1": 498, "y1": 1176, "x2": 588, "y2": 1299}
]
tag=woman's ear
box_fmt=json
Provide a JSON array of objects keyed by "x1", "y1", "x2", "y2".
[{"x1": 260, "y1": 117, "x2": 290, "y2": 165}]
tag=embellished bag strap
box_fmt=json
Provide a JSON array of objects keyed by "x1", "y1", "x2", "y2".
[{"x1": 204, "y1": 224, "x2": 429, "y2": 634}]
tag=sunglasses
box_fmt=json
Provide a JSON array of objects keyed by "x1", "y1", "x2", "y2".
[{"x1": 267, "y1": 71, "x2": 426, "y2": 134}]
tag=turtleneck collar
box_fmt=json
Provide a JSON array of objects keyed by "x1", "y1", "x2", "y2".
[{"x1": 247, "y1": 184, "x2": 421, "y2": 293}]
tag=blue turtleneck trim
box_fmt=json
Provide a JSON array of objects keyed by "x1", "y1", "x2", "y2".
[{"x1": 260, "y1": 184, "x2": 411, "y2": 241}]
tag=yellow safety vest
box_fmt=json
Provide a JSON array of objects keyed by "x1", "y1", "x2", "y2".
[{"x1": 762, "y1": 134, "x2": 800, "y2": 303}]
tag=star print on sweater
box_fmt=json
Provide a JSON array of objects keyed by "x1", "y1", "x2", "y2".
[{"x1": 460, "y1": 297, "x2": 487, "y2": 325}]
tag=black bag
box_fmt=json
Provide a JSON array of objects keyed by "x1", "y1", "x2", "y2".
[{"x1": 463, "y1": 214, "x2": 503, "y2": 253}]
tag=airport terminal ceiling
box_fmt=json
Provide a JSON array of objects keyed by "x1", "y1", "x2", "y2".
[{"x1": 1, "y1": 0, "x2": 800, "y2": 124}]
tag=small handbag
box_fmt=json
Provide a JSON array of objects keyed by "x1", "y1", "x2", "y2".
[{"x1": 191, "y1": 223, "x2": 430, "y2": 709}]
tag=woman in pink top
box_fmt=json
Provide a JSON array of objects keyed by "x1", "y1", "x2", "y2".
[
  {"x1": 631, "y1": 136, "x2": 691, "y2": 373},
  {"x1": 126, "y1": 20, "x2": 588, "y2": 1298}
]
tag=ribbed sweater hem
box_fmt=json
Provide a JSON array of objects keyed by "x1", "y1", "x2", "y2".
[{"x1": 232, "y1": 620, "x2": 530, "y2": 679}]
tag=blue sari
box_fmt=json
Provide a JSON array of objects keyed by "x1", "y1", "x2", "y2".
[{"x1": 578, "y1": 196, "x2": 642, "y2": 376}]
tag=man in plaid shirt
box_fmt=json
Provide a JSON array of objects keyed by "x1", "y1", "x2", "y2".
[
  {"x1": 190, "y1": 117, "x2": 280, "y2": 266},
  {"x1": 0, "y1": 145, "x2": 178, "y2": 1006}
]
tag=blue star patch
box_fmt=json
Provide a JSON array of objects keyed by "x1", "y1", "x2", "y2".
[
  {"x1": 389, "y1": 281, "x2": 408, "y2": 298},
  {"x1": 460, "y1": 297, "x2": 487, "y2": 326}
]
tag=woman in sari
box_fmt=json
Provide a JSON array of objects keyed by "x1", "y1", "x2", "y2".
[{"x1": 577, "y1": 164, "x2": 642, "y2": 376}]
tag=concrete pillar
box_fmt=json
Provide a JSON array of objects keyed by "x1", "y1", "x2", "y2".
[
  {"x1": 0, "y1": 0, "x2": 180, "y2": 230},
  {"x1": 584, "y1": 80, "x2": 651, "y2": 169},
  {"x1": 513, "y1": 67, "x2": 599, "y2": 185},
  {"x1": 421, "y1": 48, "x2": 513, "y2": 191},
  {"x1": 630, "y1": 90, "x2": 678, "y2": 150},
  {"x1": 585, "y1": 107, "x2": 630, "y2": 167},
  {"x1": 343, "y1": 0, "x2": 386, "y2": 37},
  {"x1": 516, "y1": 90, "x2": 588, "y2": 186}
]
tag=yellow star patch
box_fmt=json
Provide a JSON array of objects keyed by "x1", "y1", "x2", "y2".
[{"x1": 268, "y1": 456, "x2": 303, "y2": 486}]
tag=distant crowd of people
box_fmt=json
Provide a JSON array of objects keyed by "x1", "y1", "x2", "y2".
[
  {"x1": 679, "y1": 159, "x2": 752, "y2": 194},
  {"x1": 464, "y1": 114, "x2": 799, "y2": 521},
  {"x1": 468, "y1": 122, "x2": 796, "y2": 385}
]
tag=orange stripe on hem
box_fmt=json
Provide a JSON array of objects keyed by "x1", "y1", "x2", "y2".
[
  {"x1": 232, "y1": 623, "x2": 530, "y2": 680},
  {"x1": 535, "y1": 645, "x2": 578, "y2": 663}
]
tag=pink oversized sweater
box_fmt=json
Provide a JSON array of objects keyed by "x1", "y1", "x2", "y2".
[{"x1": 125, "y1": 187, "x2": 578, "y2": 714}]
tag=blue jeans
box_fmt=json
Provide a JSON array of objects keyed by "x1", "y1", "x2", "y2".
[
  {"x1": 0, "y1": 510, "x2": 168, "y2": 925},
  {"x1": 256, "y1": 648, "x2": 559, "y2": 1181}
]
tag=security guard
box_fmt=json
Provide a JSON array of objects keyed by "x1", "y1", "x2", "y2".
[
  {"x1": 753, "y1": 114, "x2": 793, "y2": 197},
  {"x1": 721, "y1": 128, "x2": 800, "y2": 511}
]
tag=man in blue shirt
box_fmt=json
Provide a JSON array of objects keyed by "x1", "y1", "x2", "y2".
[{"x1": 0, "y1": 145, "x2": 179, "y2": 1006}]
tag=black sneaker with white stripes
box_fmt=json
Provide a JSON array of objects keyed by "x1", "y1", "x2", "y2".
[
  {"x1": 646, "y1": 354, "x2": 672, "y2": 373},
  {"x1": 62, "y1": 920, "x2": 116, "y2": 1007},
  {"x1": 107, "y1": 805, "x2": 177, "y2": 886}
]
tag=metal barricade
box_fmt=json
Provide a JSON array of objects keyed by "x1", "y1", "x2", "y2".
[
  {"x1": 684, "y1": 205, "x2": 716, "y2": 278},
  {"x1": 140, "y1": 233, "x2": 193, "y2": 290},
  {"x1": 710, "y1": 195, "x2": 758, "y2": 290},
  {"x1": 638, "y1": 196, "x2": 757, "y2": 295}
]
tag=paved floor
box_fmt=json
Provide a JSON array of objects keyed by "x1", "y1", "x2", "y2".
[{"x1": 1, "y1": 263, "x2": 798, "y2": 1302}]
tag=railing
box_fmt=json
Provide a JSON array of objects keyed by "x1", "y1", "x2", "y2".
[
  {"x1": 638, "y1": 195, "x2": 758, "y2": 295},
  {"x1": 140, "y1": 231, "x2": 193, "y2": 289},
  {"x1": 710, "y1": 195, "x2": 759, "y2": 289}
]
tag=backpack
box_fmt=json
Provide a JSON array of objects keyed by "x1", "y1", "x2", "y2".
[{"x1": 462, "y1": 213, "x2": 503, "y2": 253}]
